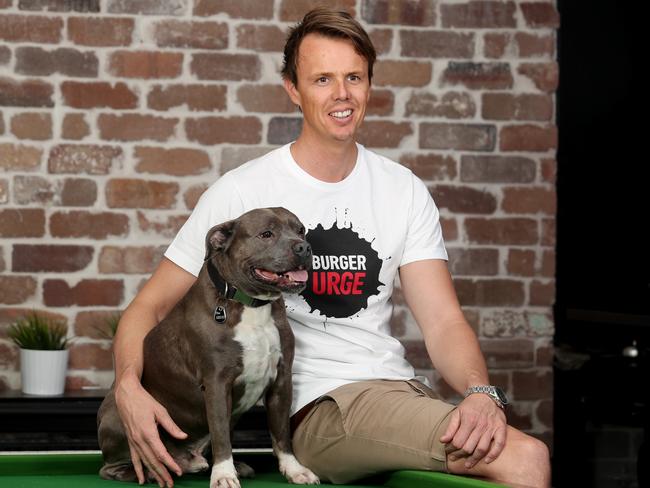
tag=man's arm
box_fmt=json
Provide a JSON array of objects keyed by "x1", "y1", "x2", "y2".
[
  {"x1": 112, "y1": 257, "x2": 196, "y2": 488},
  {"x1": 399, "y1": 259, "x2": 507, "y2": 469}
]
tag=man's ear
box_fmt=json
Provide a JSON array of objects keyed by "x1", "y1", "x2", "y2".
[
  {"x1": 204, "y1": 219, "x2": 236, "y2": 260},
  {"x1": 283, "y1": 77, "x2": 301, "y2": 108}
]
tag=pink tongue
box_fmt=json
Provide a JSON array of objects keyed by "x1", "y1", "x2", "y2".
[
  {"x1": 285, "y1": 270, "x2": 308, "y2": 282},
  {"x1": 257, "y1": 269, "x2": 279, "y2": 280}
]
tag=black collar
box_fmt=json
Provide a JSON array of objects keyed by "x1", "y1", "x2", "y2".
[{"x1": 206, "y1": 260, "x2": 271, "y2": 308}]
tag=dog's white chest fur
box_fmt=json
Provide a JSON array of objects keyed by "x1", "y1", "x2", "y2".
[{"x1": 232, "y1": 305, "x2": 281, "y2": 416}]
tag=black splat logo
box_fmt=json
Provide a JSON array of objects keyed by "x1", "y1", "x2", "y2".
[{"x1": 300, "y1": 223, "x2": 384, "y2": 319}]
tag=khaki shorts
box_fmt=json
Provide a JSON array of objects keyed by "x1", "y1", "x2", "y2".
[{"x1": 291, "y1": 379, "x2": 456, "y2": 484}]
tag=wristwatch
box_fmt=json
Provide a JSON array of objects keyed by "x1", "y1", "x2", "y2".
[{"x1": 464, "y1": 385, "x2": 509, "y2": 409}]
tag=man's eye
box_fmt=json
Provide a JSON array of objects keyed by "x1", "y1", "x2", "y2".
[
  {"x1": 260, "y1": 231, "x2": 273, "y2": 239},
  {"x1": 317, "y1": 77, "x2": 328, "y2": 84}
]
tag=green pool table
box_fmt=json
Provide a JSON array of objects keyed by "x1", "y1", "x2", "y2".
[{"x1": 0, "y1": 450, "x2": 503, "y2": 487}]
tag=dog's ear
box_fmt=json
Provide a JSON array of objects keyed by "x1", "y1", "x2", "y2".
[{"x1": 205, "y1": 219, "x2": 236, "y2": 259}]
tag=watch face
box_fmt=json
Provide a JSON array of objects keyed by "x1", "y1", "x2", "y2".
[{"x1": 494, "y1": 387, "x2": 509, "y2": 405}]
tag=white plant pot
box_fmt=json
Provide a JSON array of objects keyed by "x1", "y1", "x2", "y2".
[{"x1": 20, "y1": 349, "x2": 69, "y2": 395}]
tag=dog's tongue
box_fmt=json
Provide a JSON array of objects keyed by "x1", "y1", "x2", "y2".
[{"x1": 284, "y1": 269, "x2": 308, "y2": 282}]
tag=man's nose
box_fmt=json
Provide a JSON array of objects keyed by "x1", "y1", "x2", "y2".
[{"x1": 333, "y1": 79, "x2": 350, "y2": 100}]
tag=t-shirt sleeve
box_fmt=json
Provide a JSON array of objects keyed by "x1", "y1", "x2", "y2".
[
  {"x1": 164, "y1": 173, "x2": 245, "y2": 276},
  {"x1": 399, "y1": 173, "x2": 448, "y2": 267}
]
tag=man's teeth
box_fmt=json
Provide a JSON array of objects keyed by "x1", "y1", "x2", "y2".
[{"x1": 330, "y1": 109, "x2": 352, "y2": 118}]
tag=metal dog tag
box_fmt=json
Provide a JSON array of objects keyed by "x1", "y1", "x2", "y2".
[{"x1": 214, "y1": 306, "x2": 227, "y2": 323}]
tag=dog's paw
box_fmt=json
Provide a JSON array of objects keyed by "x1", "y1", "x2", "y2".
[
  {"x1": 235, "y1": 460, "x2": 255, "y2": 478},
  {"x1": 210, "y1": 458, "x2": 240, "y2": 488},
  {"x1": 278, "y1": 452, "x2": 320, "y2": 485}
]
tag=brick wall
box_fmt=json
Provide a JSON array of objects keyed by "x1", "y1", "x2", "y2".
[{"x1": 0, "y1": 0, "x2": 559, "y2": 445}]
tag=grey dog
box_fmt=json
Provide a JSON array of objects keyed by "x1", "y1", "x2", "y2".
[{"x1": 97, "y1": 207, "x2": 319, "y2": 488}]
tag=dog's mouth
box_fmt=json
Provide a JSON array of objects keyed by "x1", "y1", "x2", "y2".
[{"x1": 253, "y1": 267, "x2": 309, "y2": 289}]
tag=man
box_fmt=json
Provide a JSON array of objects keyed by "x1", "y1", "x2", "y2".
[{"x1": 112, "y1": 7, "x2": 550, "y2": 488}]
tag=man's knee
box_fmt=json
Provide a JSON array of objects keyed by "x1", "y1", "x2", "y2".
[{"x1": 502, "y1": 431, "x2": 551, "y2": 487}]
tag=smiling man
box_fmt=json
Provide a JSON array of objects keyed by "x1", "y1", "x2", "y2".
[{"x1": 111, "y1": 7, "x2": 550, "y2": 488}]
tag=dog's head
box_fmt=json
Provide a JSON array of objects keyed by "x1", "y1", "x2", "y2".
[{"x1": 205, "y1": 207, "x2": 312, "y2": 298}]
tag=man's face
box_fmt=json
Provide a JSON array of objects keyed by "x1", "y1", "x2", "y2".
[{"x1": 283, "y1": 33, "x2": 371, "y2": 145}]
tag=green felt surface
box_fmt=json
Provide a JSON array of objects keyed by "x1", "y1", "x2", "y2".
[{"x1": 0, "y1": 452, "x2": 502, "y2": 487}]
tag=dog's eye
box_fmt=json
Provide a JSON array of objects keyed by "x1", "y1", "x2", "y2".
[
  {"x1": 260, "y1": 231, "x2": 273, "y2": 239},
  {"x1": 298, "y1": 226, "x2": 305, "y2": 236}
]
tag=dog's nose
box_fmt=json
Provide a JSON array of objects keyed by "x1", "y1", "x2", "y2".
[{"x1": 293, "y1": 241, "x2": 312, "y2": 258}]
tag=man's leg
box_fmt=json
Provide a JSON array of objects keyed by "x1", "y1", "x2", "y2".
[{"x1": 447, "y1": 426, "x2": 551, "y2": 488}]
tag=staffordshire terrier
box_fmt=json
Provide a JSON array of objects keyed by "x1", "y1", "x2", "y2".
[{"x1": 97, "y1": 207, "x2": 319, "y2": 488}]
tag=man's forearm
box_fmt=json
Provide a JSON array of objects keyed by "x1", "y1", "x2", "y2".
[{"x1": 113, "y1": 302, "x2": 159, "y2": 385}]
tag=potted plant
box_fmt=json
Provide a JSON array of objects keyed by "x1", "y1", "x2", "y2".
[{"x1": 7, "y1": 312, "x2": 71, "y2": 395}]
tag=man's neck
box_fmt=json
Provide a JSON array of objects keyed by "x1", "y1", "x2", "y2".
[{"x1": 290, "y1": 136, "x2": 358, "y2": 183}]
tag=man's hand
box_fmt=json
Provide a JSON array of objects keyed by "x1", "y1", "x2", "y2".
[
  {"x1": 440, "y1": 393, "x2": 507, "y2": 469},
  {"x1": 114, "y1": 374, "x2": 188, "y2": 488}
]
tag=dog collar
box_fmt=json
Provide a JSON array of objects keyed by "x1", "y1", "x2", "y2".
[{"x1": 206, "y1": 260, "x2": 271, "y2": 308}]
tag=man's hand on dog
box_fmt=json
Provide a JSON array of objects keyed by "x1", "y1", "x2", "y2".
[
  {"x1": 115, "y1": 374, "x2": 188, "y2": 488},
  {"x1": 440, "y1": 393, "x2": 507, "y2": 470}
]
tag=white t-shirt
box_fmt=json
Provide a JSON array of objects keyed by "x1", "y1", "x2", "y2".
[{"x1": 165, "y1": 143, "x2": 448, "y2": 414}]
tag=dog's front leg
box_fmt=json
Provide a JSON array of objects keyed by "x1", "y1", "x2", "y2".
[
  {"x1": 203, "y1": 377, "x2": 239, "y2": 488},
  {"x1": 265, "y1": 355, "x2": 319, "y2": 485}
]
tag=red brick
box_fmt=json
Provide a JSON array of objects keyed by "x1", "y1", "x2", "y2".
[
  {"x1": 401, "y1": 30, "x2": 474, "y2": 58},
  {"x1": 191, "y1": 53, "x2": 261, "y2": 81},
  {"x1": 61, "y1": 113, "x2": 90, "y2": 140},
  {"x1": 107, "y1": 0, "x2": 186, "y2": 15},
  {"x1": 455, "y1": 279, "x2": 525, "y2": 307},
  {"x1": 465, "y1": 217, "x2": 538, "y2": 245},
  {"x1": 69, "y1": 343, "x2": 113, "y2": 370},
  {"x1": 152, "y1": 19, "x2": 227, "y2": 50},
  {"x1": 48, "y1": 144, "x2": 122, "y2": 174},
  {"x1": 186, "y1": 116, "x2": 262, "y2": 145},
  {"x1": 0, "y1": 14, "x2": 63, "y2": 43},
  {"x1": 356, "y1": 121, "x2": 413, "y2": 148},
  {"x1": 59, "y1": 178, "x2": 97, "y2": 206},
  {"x1": 448, "y1": 248, "x2": 499, "y2": 276},
  {"x1": 530, "y1": 280, "x2": 555, "y2": 306},
  {"x1": 441, "y1": 217, "x2": 458, "y2": 241},
  {"x1": 220, "y1": 146, "x2": 274, "y2": 174},
  {"x1": 479, "y1": 338, "x2": 535, "y2": 369},
  {"x1": 15, "y1": 46, "x2": 98, "y2": 77},
  {"x1": 441, "y1": 1, "x2": 517, "y2": 28},
  {"x1": 98, "y1": 245, "x2": 165, "y2": 274},
  {"x1": 50, "y1": 210, "x2": 129, "y2": 239},
  {"x1": 442, "y1": 62, "x2": 513, "y2": 90},
  {"x1": 134, "y1": 147, "x2": 211, "y2": 176},
  {"x1": 18, "y1": 0, "x2": 99, "y2": 11},
  {"x1": 484, "y1": 33, "x2": 510, "y2": 59},
  {"x1": 0, "y1": 77, "x2": 54, "y2": 107},
  {"x1": 540, "y1": 158, "x2": 556, "y2": 184},
  {"x1": 536, "y1": 340, "x2": 553, "y2": 367},
  {"x1": 61, "y1": 81, "x2": 138, "y2": 109},
  {"x1": 13, "y1": 175, "x2": 57, "y2": 205},
  {"x1": 109, "y1": 51, "x2": 182, "y2": 79},
  {"x1": 481, "y1": 310, "x2": 529, "y2": 337},
  {"x1": 540, "y1": 249, "x2": 554, "y2": 278},
  {"x1": 0, "y1": 46, "x2": 10, "y2": 64},
  {"x1": 280, "y1": 0, "x2": 356, "y2": 21},
  {"x1": 507, "y1": 403, "x2": 533, "y2": 431},
  {"x1": 68, "y1": 16, "x2": 133, "y2": 46},
  {"x1": 518, "y1": 62, "x2": 559, "y2": 93},
  {"x1": 147, "y1": 84, "x2": 226, "y2": 112},
  {"x1": 44, "y1": 279, "x2": 124, "y2": 307},
  {"x1": 0, "y1": 209, "x2": 45, "y2": 237},
  {"x1": 0, "y1": 309, "x2": 66, "y2": 336},
  {"x1": 460, "y1": 155, "x2": 536, "y2": 183},
  {"x1": 0, "y1": 143, "x2": 42, "y2": 171},
  {"x1": 502, "y1": 186, "x2": 556, "y2": 214},
  {"x1": 10, "y1": 112, "x2": 52, "y2": 140},
  {"x1": 367, "y1": 89, "x2": 394, "y2": 116},
  {"x1": 520, "y1": 2, "x2": 560, "y2": 28},
  {"x1": 106, "y1": 179, "x2": 178, "y2": 209},
  {"x1": 268, "y1": 117, "x2": 302, "y2": 145},
  {"x1": 0, "y1": 180, "x2": 7, "y2": 204},
  {"x1": 432, "y1": 184, "x2": 497, "y2": 214},
  {"x1": 137, "y1": 211, "x2": 188, "y2": 238},
  {"x1": 184, "y1": 184, "x2": 208, "y2": 210},
  {"x1": 399, "y1": 153, "x2": 457, "y2": 181},
  {"x1": 420, "y1": 123, "x2": 496, "y2": 151},
  {"x1": 369, "y1": 29, "x2": 392, "y2": 55},
  {"x1": 194, "y1": 0, "x2": 273, "y2": 19},
  {"x1": 237, "y1": 84, "x2": 296, "y2": 113},
  {"x1": 0, "y1": 342, "x2": 18, "y2": 370},
  {"x1": 374, "y1": 60, "x2": 431, "y2": 87},
  {"x1": 12, "y1": 244, "x2": 93, "y2": 272},
  {"x1": 74, "y1": 310, "x2": 122, "y2": 339},
  {"x1": 361, "y1": 0, "x2": 433, "y2": 26},
  {"x1": 507, "y1": 249, "x2": 536, "y2": 277},
  {"x1": 513, "y1": 369, "x2": 553, "y2": 400},
  {"x1": 482, "y1": 93, "x2": 553, "y2": 121},
  {"x1": 537, "y1": 399, "x2": 553, "y2": 429},
  {"x1": 500, "y1": 124, "x2": 557, "y2": 152},
  {"x1": 516, "y1": 32, "x2": 555, "y2": 58},
  {"x1": 541, "y1": 218, "x2": 555, "y2": 247},
  {"x1": 236, "y1": 24, "x2": 285, "y2": 52},
  {"x1": 0, "y1": 276, "x2": 37, "y2": 304},
  {"x1": 403, "y1": 340, "x2": 431, "y2": 369},
  {"x1": 66, "y1": 376, "x2": 99, "y2": 391},
  {"x1": 405, "y1": 91, "x2": 476, "y2": 119},
  {"x1": 98, "y1": 114, "x2": 178, "y2": 142}
]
